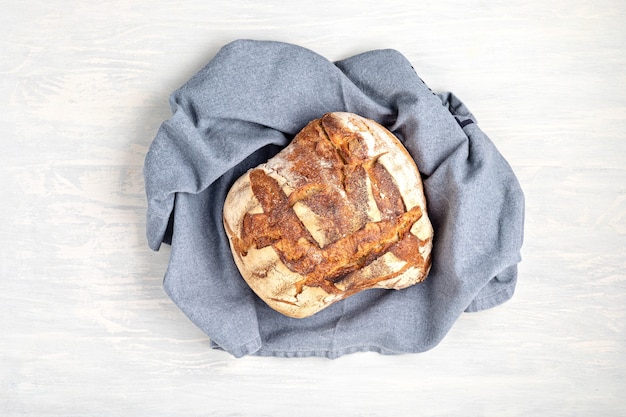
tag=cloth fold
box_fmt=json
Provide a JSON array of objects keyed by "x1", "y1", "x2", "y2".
[{"x1": 143, "y1": 39, "x2": 524, "y2": 358}]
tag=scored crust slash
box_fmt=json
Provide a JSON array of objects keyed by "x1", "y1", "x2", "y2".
[{"x1": 223, "y1": 112, "x2": 434, "y2": 318}]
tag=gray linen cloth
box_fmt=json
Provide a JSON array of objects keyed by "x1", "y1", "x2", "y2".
[{"x1": 143, "y1": 39, "x2": 525, "y2": 358}]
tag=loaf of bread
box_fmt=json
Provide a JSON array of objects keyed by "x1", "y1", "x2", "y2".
[{"x1": 223, "y1": 112, "x2": 433, "y2": 318}]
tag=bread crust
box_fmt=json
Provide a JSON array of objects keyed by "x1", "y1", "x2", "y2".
[{"x1": 223, "y1": 112, "x2": 433, "y2": 318}]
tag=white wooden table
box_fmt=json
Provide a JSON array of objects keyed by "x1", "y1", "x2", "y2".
[{"x1": 2, "y1": 1, "x2": 624, "y2": 415}]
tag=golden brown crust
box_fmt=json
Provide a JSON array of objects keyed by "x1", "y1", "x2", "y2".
[{"x1": 223, "y1": 112, "x2": 433, "y2": 318}]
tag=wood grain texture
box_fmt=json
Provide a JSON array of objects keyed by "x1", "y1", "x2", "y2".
[{"x1": 1, "y1": 0, "x2": 624, "y2": 415}]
